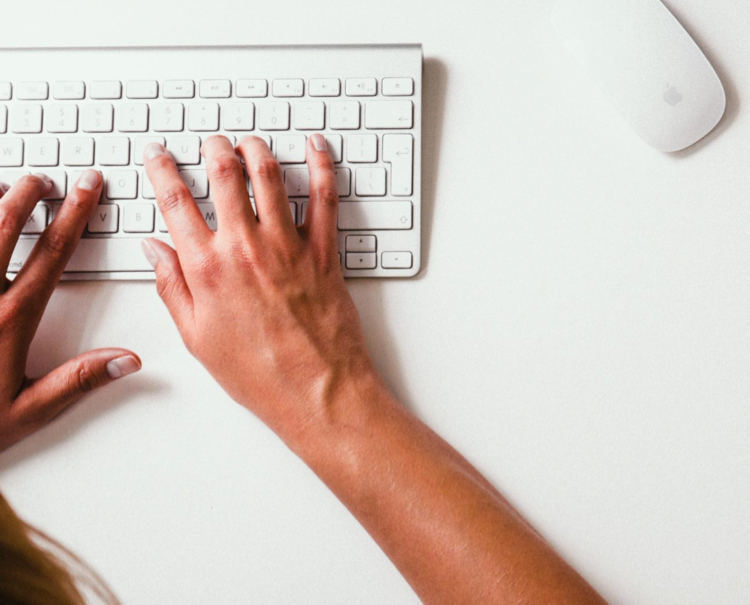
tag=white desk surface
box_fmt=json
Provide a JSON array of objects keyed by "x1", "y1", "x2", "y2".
[{"x1": 2, "y1": 1, "x2": 749, "y2": 603}]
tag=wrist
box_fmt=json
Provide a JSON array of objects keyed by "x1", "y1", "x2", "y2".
[{"x1": 280, "y1": 363, "x2": 399, "y2": 469}]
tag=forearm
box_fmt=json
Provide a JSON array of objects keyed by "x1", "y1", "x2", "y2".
[{"x1": 287, "y1": 372, "x2": 607, "y2": 605}]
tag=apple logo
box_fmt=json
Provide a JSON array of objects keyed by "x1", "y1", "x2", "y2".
[{"x1": 663, "y1": 84, "x2": 683, "y2": 106}]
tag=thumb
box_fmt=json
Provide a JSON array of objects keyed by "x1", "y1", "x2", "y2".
[{"x1": 13, "y1": 349, "x2": 141, "y2": 430}]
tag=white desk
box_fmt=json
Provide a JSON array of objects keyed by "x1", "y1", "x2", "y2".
[{"x1": 2, "y1": 1, "x2": 749, "y2": 603}]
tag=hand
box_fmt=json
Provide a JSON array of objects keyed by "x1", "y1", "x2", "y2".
[
  {"x1": 0, "y1": 171, "x2": 141, "y2": 452},
  {"x1": 142, "y1": 134, "x2": 376, "y2": 443}
]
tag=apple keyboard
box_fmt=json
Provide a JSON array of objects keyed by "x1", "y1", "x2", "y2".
[{"x1": 0, "y1": 45, "x2": 422, "y2": 279}]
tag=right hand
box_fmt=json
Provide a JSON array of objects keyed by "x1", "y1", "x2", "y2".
[{"x1": 142, "y1": 134, "x2": 378, "y2": 443}]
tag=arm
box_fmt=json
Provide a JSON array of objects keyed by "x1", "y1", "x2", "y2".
[{"x1": 142, "y1": 134, "x2": 607, "y2": 605}]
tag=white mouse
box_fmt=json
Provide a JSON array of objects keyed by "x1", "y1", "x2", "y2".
[{"x1": 551, "y1": 0, "x2": 726, "y2": 152}]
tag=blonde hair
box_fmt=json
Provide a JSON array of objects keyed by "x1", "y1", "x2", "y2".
[{"x1": 0, "y1": 493, "x2": 120, "y2": 605}]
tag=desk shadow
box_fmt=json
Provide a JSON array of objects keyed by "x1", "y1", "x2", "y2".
[
  {"x1": 663, "y1": 2, "x2": 740, "y2": 158},
  {"x1": 0, "y1": 374, "x2": 168, "y2": 474},
  {"x1": 416, "y1": 56, "x2": 448, "y2": 277}
]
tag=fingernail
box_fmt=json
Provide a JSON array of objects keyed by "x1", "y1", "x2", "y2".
[
  {"x1": 77, "y1": 169, "x2": 101, "y2": 191},
  {"x1": 143, "y1": 142, "x2": 166, "y2": 161},
  {"x1": 141, "y1": 239, "x2": 158, "y2": 268},
  {"x1": 33, "y1": 173, "x2": 53, "y2": 191},
  {"x1": 311, "y1": 133, "x2": 327, "y2": 152},
  {"x1": 106, "y1": 355, "x2": 141, "y2": 379}
]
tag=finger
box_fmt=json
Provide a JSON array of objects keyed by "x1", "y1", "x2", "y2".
[
  {"x1": 303, "y1": 134, "x2": 339, "y2": 253},
  {"x1": 201, "y1": 135, "x2": 256, "y2": 236},
  {"x1": 0, "y1": 174, "x2": 53, "y2": 278},
  {"x1": 11, "y1": 171, "x2": 101, "y2": 307},
  {"x1": 236, "y1": 136, "x2": 295, "y2": 234},
  {"x1": 11, "y1": 348, "x2": 141, "y2": 434},
  {"x1": 141, "y1": 238, "x2": 194, "y2": 333},
  {"x1": 143, "y1": 142, "x2": 212, "y2": 252}
]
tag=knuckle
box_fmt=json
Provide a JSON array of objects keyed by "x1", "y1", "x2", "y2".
[
  {"x1": 71, "y1": 362, "x2": 98, "y2": 395},
  {"x1": 40, "y1": 229, "x2": 74, "y2": 259},
  {"x1": 159, "y1": 185, "x2": 193, "y2": 214},
  {"x1": 251, "y1": 157, "x2": 282, "y2": 183},
  {"x1": 155, "y1": 270, "x2": 179, "y2": 302},
  {"x1": 208, "y1": 153, "x2": 241, "y2": 182},
  {"x1": 316, "y1": 185, "x2": 339, "y2": 208},
  {"x1": 0, "y1": 206, "x2": 22, "y2": 237}
]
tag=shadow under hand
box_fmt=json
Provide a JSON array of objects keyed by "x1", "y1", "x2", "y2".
[{"x1": 0, "y1": 373, "x2": 168, "y2": 474}]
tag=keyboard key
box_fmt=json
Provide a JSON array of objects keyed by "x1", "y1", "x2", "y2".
[
  {"x1": 294, "y1": 101, "x2": 325, "y2": 130},
  {"x1": 90, "y1": 81, "x2": 122, "y2": 100},
  {"x1": 335, "y1": 168, "x2": 351, "y2": 197},
  {"x1": 105, "y1": 170, "x2": 138, "y2": 199},
  {"x1": 223, "y1": 102, "x2": 255, "y2": 131},
  {"x1": 382, "y1": 78, "x2": 414, "y2": 96},
  {"x1": 123, "y1": 203, "x2": 155, "y2": 232},
  {"x1": 22, "y1": 204, "x2": 48, "y2": 234},
  {"x1": 338, "y1": 201, "x2": 412, "y2": 230},
  {"x1": 152, "y1": 102, "x2": 184, "y2": 132},
  {"x1": 54, "y1": 81, "x2": 85, "y2": 100},
  {"x1": 167, "y1": 135, "x2": 201, "y2": 165},
  {"x1": 258, "y1": 102, "x2": 290, "y2": 130},
  {"x1": 0, "y1": 106, "x2": 7, "y2": 134},
  {"x1": 0, "y1": 170, "x2": 29, "y2": 186},
  {"x1": 199, "y1": 80, "x2": 231, "y2": 98},
  {"x1": 329, "y1": 101, "x2": 360, "y2": 130},
  {"x1": 345, "y1": 78, "x2": 377, "y2": 97},
  {"x1": 381, "y1": 251, "x2": 413, "y2": 268},
  {"x1": 188, "y1": 102, "x2": 219, "y2": 131},
  {"x1": 46, "y1": 104, "x2": 78, "y2": 133},
  {"x1": 382, "y1": 133, "x2": 413, "y2": 196},
  {"x1": 236, "y1": 79, "x2": 268, "y2": 98},
  {"x1": 276, "y1": 135, "x2": 306, "y2": 163},
  {"x1": 142, "y1": 172, "x2": 155, "y2": 199},
  {"x1": 179, "y1": 169, "x2": 208, "y2": 199},
  {"x1": 17, "y1": 82, "x2": 49, "y2": 100},
  {"x1": 272, "y1": 79, "x2": 304, "y2": 97},
  {"x1": 88, "y1": 204, "x2": 120, "y2": 234},
  {"x1": 116, "y1": 103, "x2": 149, "y2": 132},
  {"x1": 355, "y1": 167, "x2": 386, "y2": 196},
  {"x1": 11, "y1": 104, "x2": 43, "y2": 133},
  {"x1": 324, "y1": 134, "x2": 343, "y2": 163},
  {"x1": 346, "y1": 252, "x2": 377, "y2": 269},
  {"x1": 163, "y1": 80, "x2": 195, "y2": 99},
  {"x1": 346, "y1": 235, "x2": 376, "y2": 252},
  {"x1": 81, "y1": 103, "x2": 114, "y2": 132},
  {"x1": 309, "y1": 78, "x2": 340, "y2": 97},
  {"x1": 365, "y1": 100, "x2": 413, "y2": 129},
  {"x1": 43, "y1": 171, "x2": 67, "y2": 200},
  {"x1": 62, "y1": 137, "x2": 95, "y2": 166},
  {"x1": 126, "y1": 80, "x2": 158, "y2": 99},
  {"x1": 284, "y1": 167, "x2": 309, "y2": 196},
  {"x1": 98, "y1": 137, "x2": 130, "y2": 166},
  {"x1": 27, "y1": 138, "x2": 59, "y2": 167},
  {"x1": 346, "y1": 134, "x2": 377, "y2": 163},
  {"x1": 0, "y1": 139, "x2": 23, "y2": 167},
  {"x1": 134, "y1": 136, "x2": 166, "y2": 166},
  {"x1": 10, "y1": 237, "x2": 156, "y2": 272},
  {"x1": 197, "y1": 202, "x2": 217, "y2": 229},
  {"x1": 0, "y1": 83, "x2": 11, "y2": 101}
]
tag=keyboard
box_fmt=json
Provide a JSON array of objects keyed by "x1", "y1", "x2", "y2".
[{"x1": 0, "y1": 45, "x2": 422, "y2": 280}]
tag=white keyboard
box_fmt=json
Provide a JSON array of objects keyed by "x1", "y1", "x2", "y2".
[{"x1": 0, "y1": 45, "x2": 422, "y2": 279}]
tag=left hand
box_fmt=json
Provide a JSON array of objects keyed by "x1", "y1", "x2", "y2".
[{"x1": 0, "y1": 171, "x2": 141, "y2": 453}]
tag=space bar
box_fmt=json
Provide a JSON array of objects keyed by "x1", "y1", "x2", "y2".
[{"x1": 8, "y1": 237, "x2": 161, "y2": 273}]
